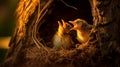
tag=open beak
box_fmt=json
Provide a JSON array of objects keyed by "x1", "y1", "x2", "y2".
[
  {"x1": 69, "y1": 21, "x2": 78, "y2": 30},
  {"x1": 58, "y1": 21, "x2": 63, "y2": 29},
  {"x1": 70, "y1": 25, "x2": 78, "y2": 30},
  {"x1": 61, "y1": 19, "x2": 66, "y2": 29}
]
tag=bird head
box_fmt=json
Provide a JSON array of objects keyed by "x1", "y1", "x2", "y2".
[
  {"x1": 69, "y1": 19, "x2": 92, "y2": 32},
  {"x1": 61, "y1": 19, "x2": 72, "y2": 33},
  {"x1": 57, "y1": 19, "x2": 72, "y2": 35}
]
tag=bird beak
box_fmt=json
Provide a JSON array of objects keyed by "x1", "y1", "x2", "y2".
[
  {"x1": 61, "y1": 19, "x2": 66, "y2": 29},
  {"x1": 70, "y1": 25, "x2": 78, "y2": 30},
  {"x1": 61, "y1": 19, "x2": 71, "y2": 33},
  {"x1": 69, "y1": 21, "x2": 75, "y2": 25},
  {"x1": 69, "y1": 21, "x2": 78, "y2": 30},
  {"x1": 58, "y1": 21, "x2": 63, "y2": 28},
  {"x1": 58, "y1": 21, "x2": 61, "y2": 25}
]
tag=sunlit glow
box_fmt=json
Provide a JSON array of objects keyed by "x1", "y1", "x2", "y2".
[
  {"x1": 77, "y1": 30, "x2": 84, "y2": 42},
  {"x1": 0, "y1": 37, "x2": 11, "y2": 49},
  {"x1": 58, "y1": 21, "x2": 64, "y2": 36}
]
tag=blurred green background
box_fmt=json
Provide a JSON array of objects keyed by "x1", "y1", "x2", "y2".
[{"x1": 0, "y1": 0, "x2": 18, "y2": 64}]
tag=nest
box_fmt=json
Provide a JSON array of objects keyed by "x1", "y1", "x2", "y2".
[
  {"x1": 38, "y1": 0, "x2": 92, "y2": 46},
  {"x1": 29, "y1": 0, "x2": 99, "y2": 66}
]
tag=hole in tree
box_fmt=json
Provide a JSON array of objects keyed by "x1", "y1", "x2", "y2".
[{"x1": 38, "y1": 0, "x2": 93, "y2": 48}]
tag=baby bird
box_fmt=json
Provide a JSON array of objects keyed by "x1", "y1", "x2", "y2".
[
  {"x1": 53, "y1": 20, "x2": 74, "y2": 50},
  {"x1": 69, "y1": 19, "x2": 92, "y2": 43}
]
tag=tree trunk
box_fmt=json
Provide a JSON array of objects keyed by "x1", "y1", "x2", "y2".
[{"x1": 1, "y1": 0, "x2": 120, "y2": 67}]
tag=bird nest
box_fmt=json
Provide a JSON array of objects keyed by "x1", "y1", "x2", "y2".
[{"x1": 31, "y1": 0, "x2": 97, "y2": 66}]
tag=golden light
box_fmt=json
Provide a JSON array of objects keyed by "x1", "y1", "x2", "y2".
[{"x1": 0, "y1": 37, "x2": 11, "y2": 49}]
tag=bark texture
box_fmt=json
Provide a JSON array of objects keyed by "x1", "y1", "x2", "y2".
[{"x1": 1, "y1": 0, "x2": 120, "y2": 67}]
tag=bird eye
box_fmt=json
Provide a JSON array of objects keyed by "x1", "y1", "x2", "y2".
[{"x1": 76, "y1": 21, "x2": 79, "y2": 24}]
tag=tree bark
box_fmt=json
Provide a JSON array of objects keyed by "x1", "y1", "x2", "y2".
[{"x1": 1, "y1": 0, "x2": 120, "y2": 67}]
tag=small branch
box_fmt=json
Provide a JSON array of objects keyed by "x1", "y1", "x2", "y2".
[
  {"x1": 32, "y1": 0, "x2": 54, "y2": 53},
  {"x1": 60, "y1": 0, "x2": 78, "y2": 10}
]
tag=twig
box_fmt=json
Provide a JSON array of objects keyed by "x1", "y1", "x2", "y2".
[
  {"x1": 60, "y1": 0, "x2": 78, "y2": 10},
  {"x1": 32, "y1": 0, "x2": 54, "y2": 53}
]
